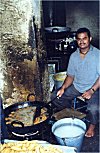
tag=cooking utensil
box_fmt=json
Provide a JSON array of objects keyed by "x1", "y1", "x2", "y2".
[
  {"x1": 45, "y1": 26, "x2": 71, "y2": 40},
  {"x1": 33, "y1": 96, "x2": 59, "y2": 123},
  {"x1": 45, "y1": 26, "x2": 71, "y2": 33},
  {"x1": 52, "y1": 118, "x2": 86, "y2": 152},
  {"x1": 4, "y1": 101, "x2": 53, "y2": 139}
]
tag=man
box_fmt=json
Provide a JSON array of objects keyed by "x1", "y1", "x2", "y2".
[{"x1": 51, "y1": 27, "x2": 100, "y2": 137}]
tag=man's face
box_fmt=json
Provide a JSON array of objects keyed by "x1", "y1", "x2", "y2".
[{"x1": 76, "y1": 32, "x2": 92, "y2": 50}]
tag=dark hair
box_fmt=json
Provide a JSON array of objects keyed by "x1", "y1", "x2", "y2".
[{"x1": 76, "y1": 27, "x2": 91, "y2": 38}]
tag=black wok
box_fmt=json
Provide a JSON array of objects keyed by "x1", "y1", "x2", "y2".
[{"x1": 4, "y1": 101, "x2": 53, "y2": 139}]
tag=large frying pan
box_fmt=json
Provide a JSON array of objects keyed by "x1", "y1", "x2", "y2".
[{"x1": 4, "y1": 100, "x2": 54, "y2": 139}]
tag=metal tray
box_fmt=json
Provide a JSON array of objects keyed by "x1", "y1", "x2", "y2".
[{"x1": 3, "y1": 139, "x2": 77, "y2": 153}]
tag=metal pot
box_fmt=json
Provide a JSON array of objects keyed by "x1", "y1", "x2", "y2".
[
  {"x1": 4, "y1": 101, "x2": 53, "y2": 140},
  {"x1": 44, "y1": 26, "x2": 71, "y2": 40},
  {"x1": 45, "y1": 26, "x2": 71, "y2": 33},
  {"x1": 52, "y1": 118, "x2": 86, "y2": 152}
]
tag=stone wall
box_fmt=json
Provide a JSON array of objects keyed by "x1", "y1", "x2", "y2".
[{"x1": 0, "y1": 0, "x2": 50, "y2": 106}]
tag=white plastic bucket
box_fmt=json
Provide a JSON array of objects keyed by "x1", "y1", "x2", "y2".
[
  {"x1": 52, "y1": 118, "x2": 86, "y2": 152},
  {"x1": 53, "y1": 71, "x2": 67, "y2": 89}
]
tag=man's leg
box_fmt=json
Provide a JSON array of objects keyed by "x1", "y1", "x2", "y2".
[
  {"x1": 51, "y1": 84, "x2": 81, "y2": 111},
  {"x1": 85, "y1": 89, "x2": 99, "y2": 137}
]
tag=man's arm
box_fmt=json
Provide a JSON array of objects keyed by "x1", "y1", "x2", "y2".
[
  {"x1": 82, "y1": 76, "x2": 100, "y2": 99},
  {"x1": 91, "y1": 76, "x2": 100, "y2": 91},
  {"x1": 57, "y1": 75, "x2": 74, "y2": 97},
  {"x1": 61, "y1": 75, "x2": 74, "y2": 90}
]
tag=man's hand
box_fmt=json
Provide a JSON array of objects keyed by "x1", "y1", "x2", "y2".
[
  {"x1": 57, "y1": 88, "x2": 65, "y2": 97},
  {"x1": 82, "y1": 89, "x2": 94, "y2": 99}
]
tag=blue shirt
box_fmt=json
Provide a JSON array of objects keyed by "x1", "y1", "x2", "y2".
[{"x1": 67, "y1": 45, "x2": 100, "y2": 93}]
